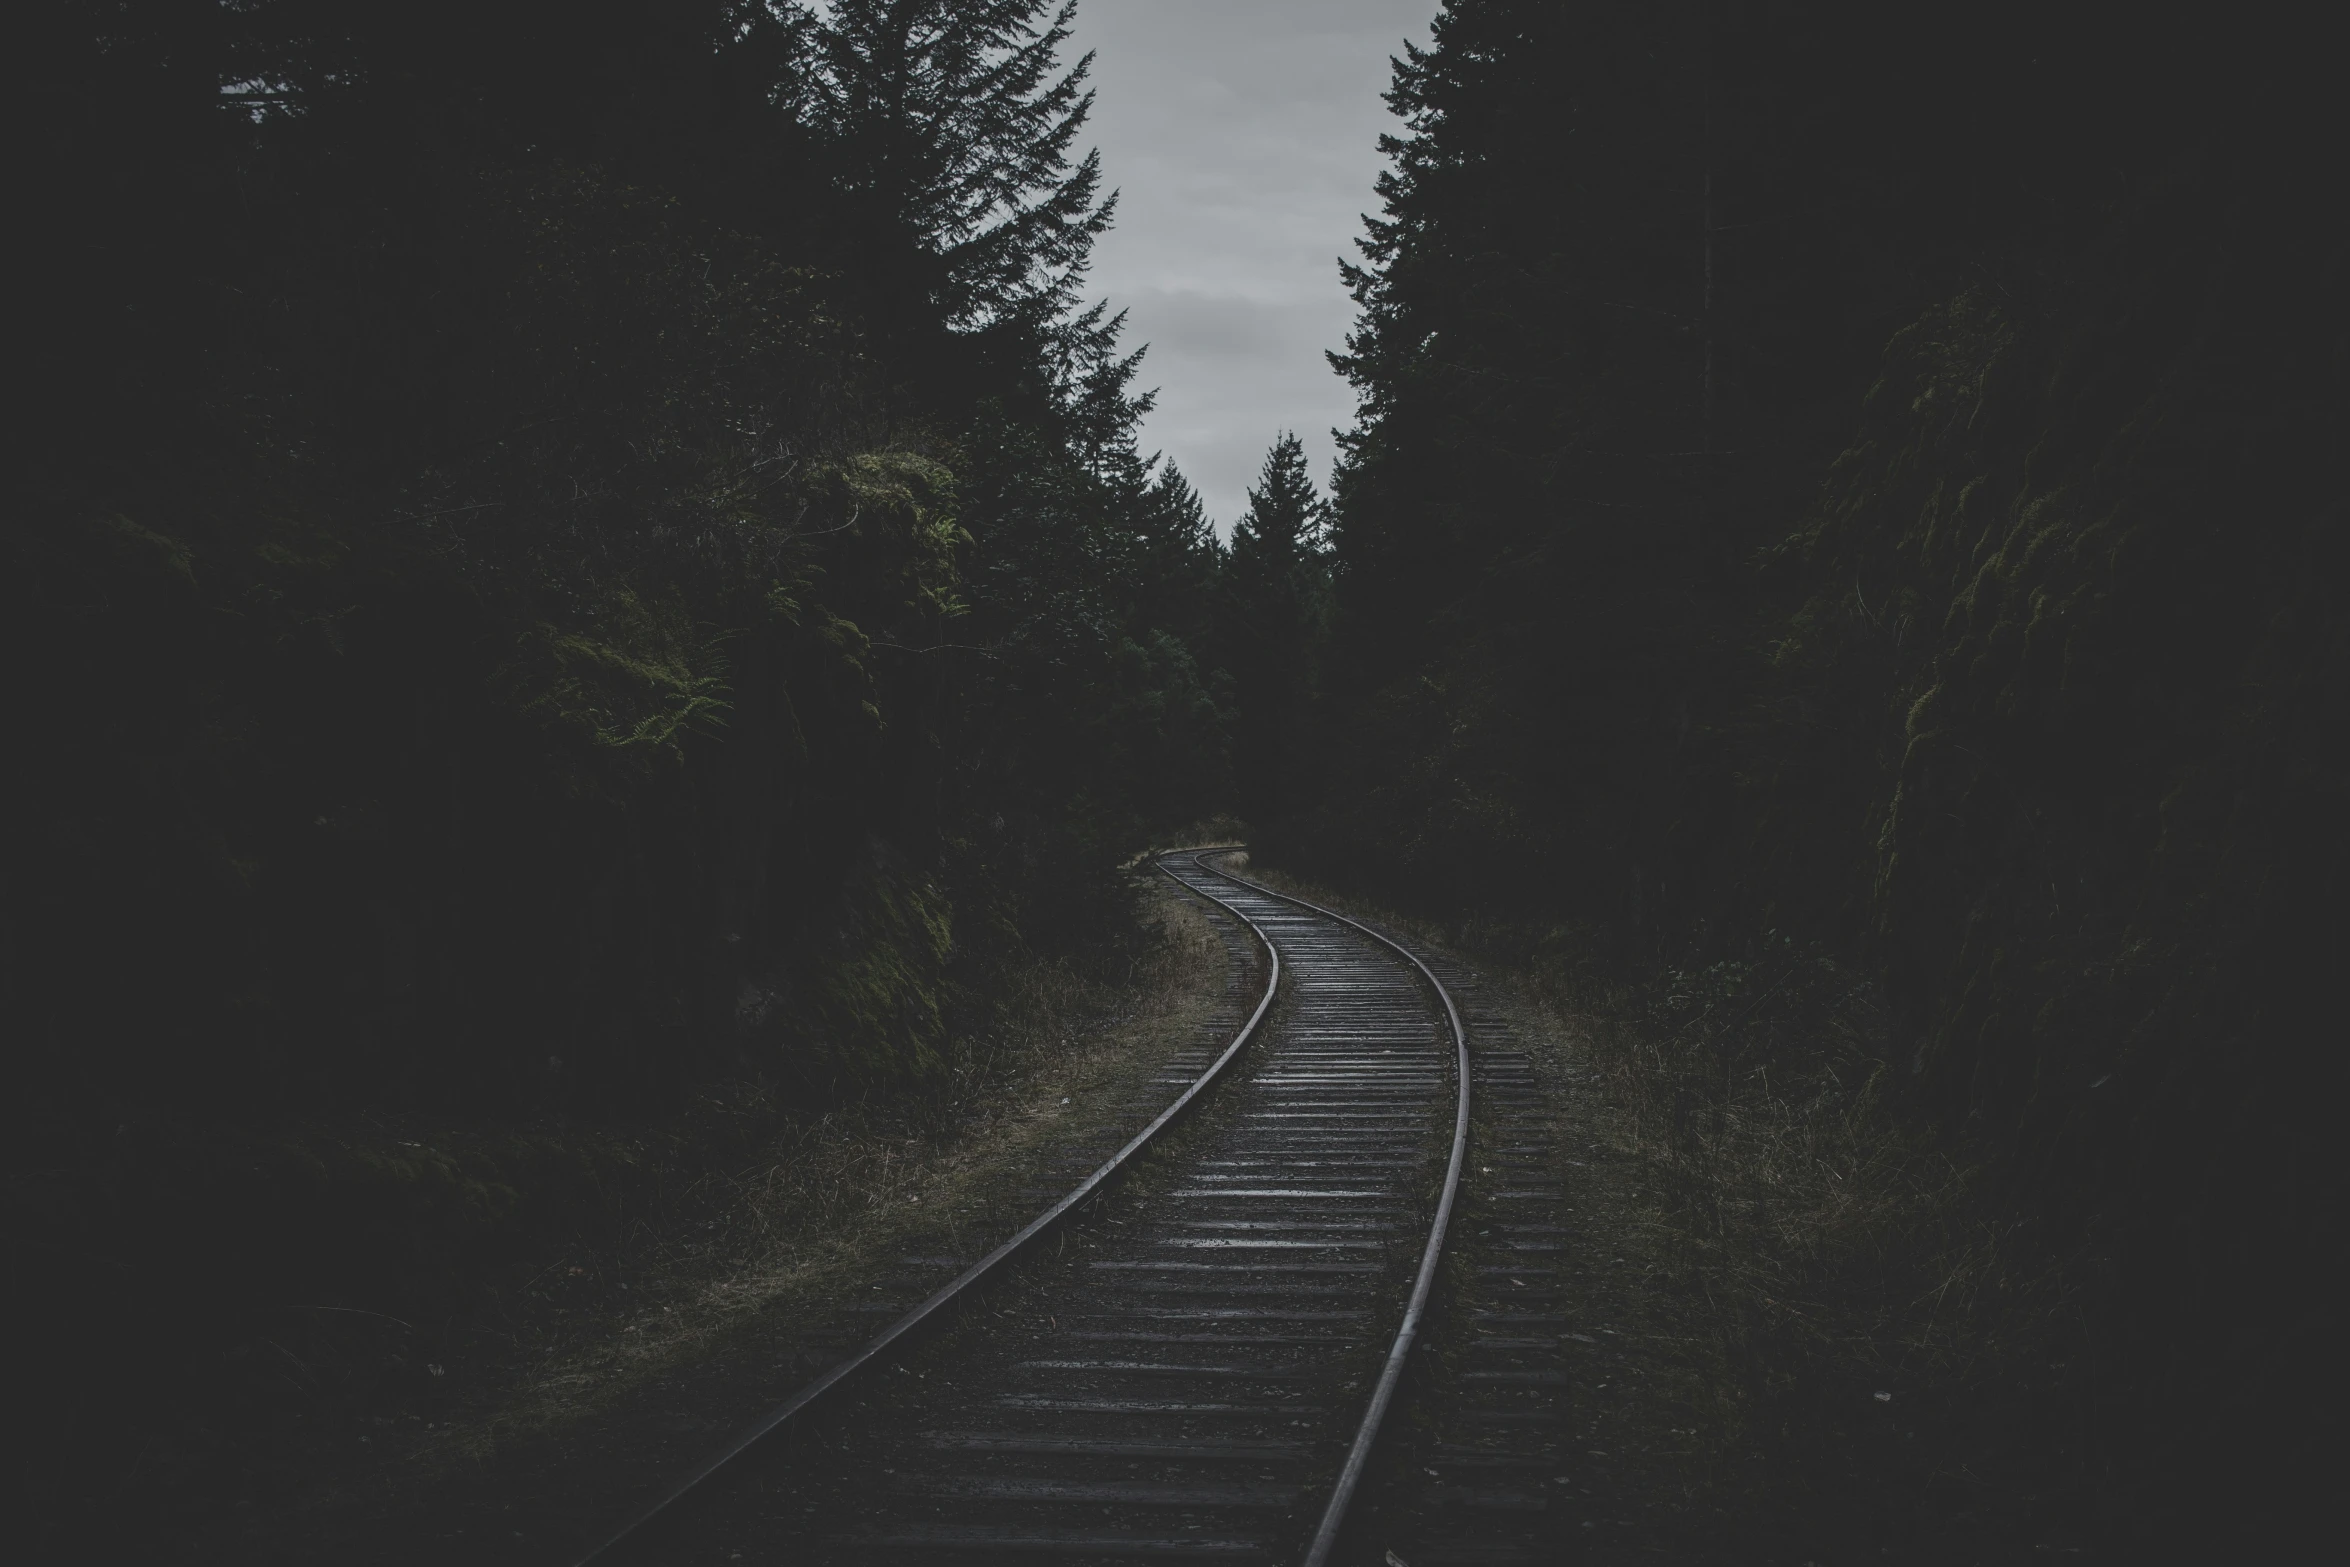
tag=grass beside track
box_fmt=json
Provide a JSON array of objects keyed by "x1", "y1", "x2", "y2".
[{"x1": 175, "y1": 873, "x2": 1247, "y2": 1564}]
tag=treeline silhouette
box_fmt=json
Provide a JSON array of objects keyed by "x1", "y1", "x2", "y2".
[
  {"x1": 13, "y1": 0, "x2": 1223, "y2": 1127},
  {"x1": 1278, "y1": 0, "x2": 2340, "y2": 1554},
  {"x1": 4, "y1": 0, "x2": 1351, "y2": 1537}
]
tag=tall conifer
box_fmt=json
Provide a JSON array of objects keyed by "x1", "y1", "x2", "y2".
[
  {"x1": 1222, "y1": 433, "x2": 1327, "y2": 824},
  {"x1": 807, "y1": 0, "x2": 1112, "y2": 357}
]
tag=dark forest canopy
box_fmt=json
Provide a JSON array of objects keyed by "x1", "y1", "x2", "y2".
[
  {"x1": 9, "y1": 0, "x2": 1255, "y2": 1131},
  {"x1": 1286, "y1": 0, "x2": 2343, "y2": 1552}
]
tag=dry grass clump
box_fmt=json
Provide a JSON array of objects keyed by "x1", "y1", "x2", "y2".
[
  {"x1": 1563, "y1": 948, "x2": 1991, "y2": 1386},
  {"x1": 733, "y1": 878, "x2": 1228, "y2": 1250},
  {"x1": 1564, "y1": 950, "x2": 2120, "y2": 1564},
  {"x1": 1517, "y1": 935, "x2": 2096, "y2": 1552}
]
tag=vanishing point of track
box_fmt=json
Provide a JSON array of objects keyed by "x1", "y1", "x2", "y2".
[{"x1": 574, "y1": 848, "x2": 1470, "y2": 1566}]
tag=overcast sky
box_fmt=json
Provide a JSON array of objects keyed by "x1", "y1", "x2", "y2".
[{"x1": 1063, "y1": 0, "x2": 1436, "y2": 535}]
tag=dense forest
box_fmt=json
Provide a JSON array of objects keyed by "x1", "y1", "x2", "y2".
[
  {"x1": 13, "y1": 0, "x2": 1240, "y2": 1126},
  {"x1": 4, "y1": 0, "x2": 1311, "y2": 1535},
  {"x1": 1276, "y1": 0, "x2": 2343, "y2": 1553},
  {"x1": 9, "y1": 0, "x2": 2339, "y2": 1556}
]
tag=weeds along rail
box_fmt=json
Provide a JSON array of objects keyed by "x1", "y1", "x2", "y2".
[{"x1": 575, "y1": 848, "x2": 1469, "y2": 1565}]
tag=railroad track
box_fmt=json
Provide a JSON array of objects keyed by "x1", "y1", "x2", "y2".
[{"x1": 574, "y1": 848, "x2": 1475, "y2": 1565}]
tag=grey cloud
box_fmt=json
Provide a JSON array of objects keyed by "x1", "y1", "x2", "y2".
[
  {"x1": 1127, "y1": 290, "x2": 1312, "y2": 363},
  {"x1": 1069, "y1": 0, "x2": 1433, "y2": 530}
]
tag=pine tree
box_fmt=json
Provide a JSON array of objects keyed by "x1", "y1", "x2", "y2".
[
  {"x1": 1129, "y1": 462, "x2": 1222, "y2": 644},
  {"x1": 1221, "y1": 433, "x2": 1328, "y2": 824},
  {"x1": 805, "y1": 0, "x2": 1113, "y2": 373}
]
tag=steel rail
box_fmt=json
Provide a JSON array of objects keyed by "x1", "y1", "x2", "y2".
[
  {"x1": 570, "y1": 847, "x2": 1281, "y2": 1566},
  {"x1": 1192, "y1": 851, "x2": 1472, "y2": 1567}
]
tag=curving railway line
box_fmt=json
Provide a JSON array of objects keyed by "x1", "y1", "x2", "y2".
[{"x1": 571, "y1": 848, "x2": 1575, "y2": 1566}]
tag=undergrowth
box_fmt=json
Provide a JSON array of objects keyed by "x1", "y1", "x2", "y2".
[
  {"x1": 26, "y1": 868, "x2": 1209, "y2": 1553},
  {"x1": 1245, "y1": 857, "x2": 2095, "y2": 1553},
  {"x1": 1587, "y1": 949, "x2": 2096, "y2": 1551}
]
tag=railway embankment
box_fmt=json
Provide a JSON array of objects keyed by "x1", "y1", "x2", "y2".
[{"x1": 70, "y1": 874, "x2": 1245, "y2": 1565}]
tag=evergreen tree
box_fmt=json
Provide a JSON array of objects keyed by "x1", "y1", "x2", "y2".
[
  {"x1": 806, "y1": 0, "x2": 1112, "y2": 400},
  {"x1": 1308, "y1": 3, "x2": 2347, "y2": 1552},
  {"x1": 1127, "y1": 462, "x2": 1223, "y2": 647},
  {"x1": 1221, "y1": 433, "x2": 1328, "y2": 823}
]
